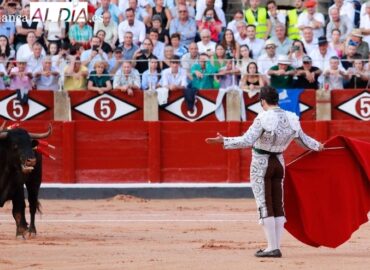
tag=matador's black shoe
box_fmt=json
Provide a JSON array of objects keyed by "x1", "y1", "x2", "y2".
[{"x1": 254, "y1": 249, "x2": 282, "y2": 258}]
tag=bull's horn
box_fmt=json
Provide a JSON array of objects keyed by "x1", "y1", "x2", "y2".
[
  {"x1": 29, "y1": 124, "x2": 52, "y2": 139},
  {"x1": 0, "y1": 121, "x2": 6, "y2": 131},
  {"x1": 0, "y1": 132, "x2": 8, "y2": 139}
]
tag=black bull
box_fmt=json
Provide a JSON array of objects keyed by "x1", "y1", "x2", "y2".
[{"x1": 0, "y1": 125, "x2": 51, "y2": 238}]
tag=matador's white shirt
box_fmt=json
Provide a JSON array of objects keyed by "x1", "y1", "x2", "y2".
[{"x1": 223, "y1": 108, "x2": 320, "y2": 153}]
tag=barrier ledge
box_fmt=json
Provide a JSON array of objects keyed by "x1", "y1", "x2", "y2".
[{"x1": 37, "y1": 183, "x2": 253, "y2": 200}]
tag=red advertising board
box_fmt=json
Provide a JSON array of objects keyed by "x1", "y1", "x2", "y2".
[
  {"x1": 69, "y1": 90, "x2": 143, "y2": 121},
  {"x1": 332, "y1": 90, "x2": 370, "y2": 120},
  {"x1": 0, "y1": 90, "x2": 53, "y2": 121}
]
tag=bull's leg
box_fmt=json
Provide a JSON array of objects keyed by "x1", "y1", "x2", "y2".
[
  {"x1": 26, "y1": 181, "x2": 41, "y2": 236},
  {"x1": 12, "y1": 186, "x2": 28, "y2": 238}
]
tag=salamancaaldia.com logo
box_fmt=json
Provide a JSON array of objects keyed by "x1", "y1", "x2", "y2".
[{"x1": 30, "y1": 0, "x2": 102, "y2": 23}]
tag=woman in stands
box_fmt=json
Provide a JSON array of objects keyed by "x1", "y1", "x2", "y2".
[
  {"x1": 0, "y1": 35, "x2": 15, "y2": 60},
  {"x1": 237, "y1": 44, "x2": 253, "y2": 76},
  {"x1": 220, "y1": 29, "x2": 240, "y2": 59},
  {"x1": 87, "y1": 61, "x2": 112, "y2": 94},
  {"x1": 150, "y1": 15, "x2": 170, "y2": 45},
  {"x1": 288, "y1": 39, "x2": 307, "y2": 68},
  {"x1": 239, "y1": 62, "x2": 264, "y2": 91},
  {"x1": 150, "y1": 0, "x2": 172, "y2": 30},
  {"x1": 211, "y1": 44, "x2": 227, "y2": 71},
  {"x1": 197, "y1": 7, "x2": 223, "y2": 42},
  {"x1": 329, "y1": 29, "x2": 345, "y2": 58}
]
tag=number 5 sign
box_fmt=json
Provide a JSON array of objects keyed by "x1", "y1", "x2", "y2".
[
  {"x1": 73, "y1": 93, "x2": 140, "y2": 121},
  {"x1": 337, "y1": 91, "x2": 370, "y2": 121},
  {"x1": 0, "y1": 93, "x2": 48, "y2": 121}
]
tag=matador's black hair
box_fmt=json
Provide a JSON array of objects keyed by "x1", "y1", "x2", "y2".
[{"x1": 259, "y1": 86, "x2": 279, "y2": 105}]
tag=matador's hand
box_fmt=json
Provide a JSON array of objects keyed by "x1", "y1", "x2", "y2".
[{"x1": 205, "y1": 132, "x2": 224, "y2": 144}]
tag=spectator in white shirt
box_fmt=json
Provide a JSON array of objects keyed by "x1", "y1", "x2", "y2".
[
  {"x1": 160, "y1": 55, "x2": 187, "y2": 91},
  {"x1": 257, "y1": 39, "x2": 279, "y2": 78},
  {"x1": 80, "y1": 36, "x2": 109, "y2": 73},
  {"x1": 309, "y1": 36, "x2": 339, "y2": 85},
  {"x1": 169, "y1": 4, "x2": 197, "y2": 47},
  {"x1": 17, "y1": 32, "x2": 46, "y2": 62},
  {"x1": 297, "y1": 0, "x2": 325, "y2": 40},
  {"x1": 118, "y1": 8, "x2": 146, "y2": 45},
  {"x1": 94, "y1": 11, "x2": 118, "y2": 50},
  {"x1": 196, "y1": 29, "x2": 216, "y2": 55},
  {"x1": 149, "y1": 28, "x2": 165, "y2": 60},
  {"x1": 326, "y1": 7, "x2": 353, "y2": 42},
  {"x1": 245, "y1": 24, "x2": 265, "y2": 59},
  {"x1": 27, "y1": 42, "x2": 44, "y2": 73},
  {"x1": 329, "y1": 0, "x2": 355, "y2": 28},
  {"x1": 360, "y1": 1, "x2": 370, "y2": 45},
  {"x1": 302, "y1": 26, "x2": 318, "y2": 55},
  {"x1": 267, "y1": 0, "x2": 286, "y2": 40},
  {"x1": 34, "y1": 57, "x2": 60, "y2": 91}
]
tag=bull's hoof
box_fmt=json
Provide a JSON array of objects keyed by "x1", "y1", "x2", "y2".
[
  {"x1": 16, "y1": 226, "x2": 28, "y2": 239},
  {"x1": 16, "y1": 232, "x2": 26, "y2": 240},
  {"x1": 28, "y1": 228, "x2": 37, "y2": 238}
]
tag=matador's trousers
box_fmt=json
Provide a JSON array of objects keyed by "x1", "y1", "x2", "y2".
[{"x1": 250, "y1": 151, "x2": 285, "y2": 221}]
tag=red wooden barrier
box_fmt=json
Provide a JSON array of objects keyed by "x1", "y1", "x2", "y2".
[{"x1": 14, "y1": 120, "x2": 368, "y2": 183}]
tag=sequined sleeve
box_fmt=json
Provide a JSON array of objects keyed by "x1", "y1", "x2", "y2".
[
  {"x1": 223, "y1": 118, "x2": 264, "y2": 149},
  {"x1": 295, "y1": 129, "x2": 321, "y2": 151}
]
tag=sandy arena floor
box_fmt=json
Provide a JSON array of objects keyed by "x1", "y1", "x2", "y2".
[{"x1": 0, "y1": 197, "x2": 369, "y2": 270}]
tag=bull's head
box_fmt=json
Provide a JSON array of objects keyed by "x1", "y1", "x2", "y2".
[{"x1": 0, "y1": 124, "x2": 52, "y2": 174}]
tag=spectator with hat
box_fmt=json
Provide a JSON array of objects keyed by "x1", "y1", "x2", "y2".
[
  {"x1": 347, "y1": 28, "x2": 369, "y2": 60},
  {"x1": 294, "y1": 55, "x2": 322, "y2": 89},
  {"x1": 9, "y1": 56, "x2": 33, "y2": 91},
  {"x1": 267, "y1": 55, "x2": 296, "y2": 89},
  {"x1": 257, "y1": 39, "x2": 279, "y2": 76},
  {"x1": 309, "y1": 36, "x2": 338, "y2": 76},
  {"x1": 297, "y1": 0, "x2": 325, "y2": 40}
]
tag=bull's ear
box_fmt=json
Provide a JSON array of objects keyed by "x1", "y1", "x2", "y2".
[{"x1": 31, "y1": 140, "x2": 39, "y2": 148}]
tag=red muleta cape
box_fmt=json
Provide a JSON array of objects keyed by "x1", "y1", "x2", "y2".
[{"x1": 284, "y1": 136, "x2": 370, "y2": 248}]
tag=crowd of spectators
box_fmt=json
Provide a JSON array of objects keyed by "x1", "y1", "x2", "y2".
[{"x1": 0, "y1": 0, "x2": 369, "y2": 111}]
